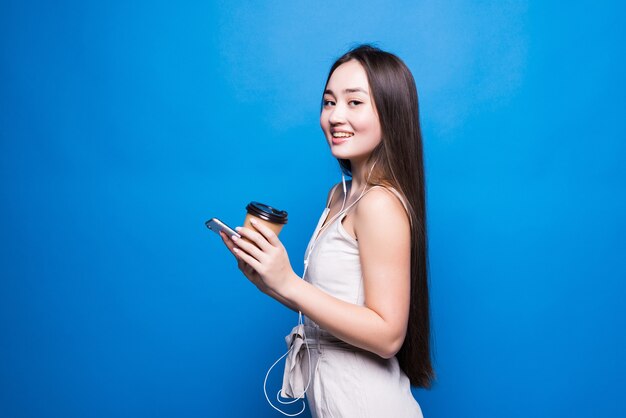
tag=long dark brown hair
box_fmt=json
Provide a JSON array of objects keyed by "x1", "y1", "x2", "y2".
[{"x1": 322, "y1": 44, "x2": 434, "y2": 388}]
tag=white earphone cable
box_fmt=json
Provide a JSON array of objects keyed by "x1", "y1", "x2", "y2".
[{"x1": 262, "y1": 161, "x2": 377, "y2": 416}]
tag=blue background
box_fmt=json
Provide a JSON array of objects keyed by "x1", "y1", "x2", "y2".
[{"x1": 1, "y1": 1, "x2": 625, "y2": 417}]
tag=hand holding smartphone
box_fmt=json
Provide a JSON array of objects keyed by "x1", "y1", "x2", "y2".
[{"x1": 206, "y1": 202, "x2": 287, "y2": 242}]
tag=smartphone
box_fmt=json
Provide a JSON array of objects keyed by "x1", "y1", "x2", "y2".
[{"x1": 205, "y1": 217, "x2": 241, "y2": 239}]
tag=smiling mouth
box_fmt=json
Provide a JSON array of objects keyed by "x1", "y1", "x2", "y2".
[{"x1": 332, "y1": 132, "x2": 354, "y2": 138}]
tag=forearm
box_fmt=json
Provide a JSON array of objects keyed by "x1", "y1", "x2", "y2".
[
  {"x1": 266, "y1": 287, "x2": 299, "y2": 312},
  {"x1": 279, "y1": 272, "x2": 403, "y2": 358}
]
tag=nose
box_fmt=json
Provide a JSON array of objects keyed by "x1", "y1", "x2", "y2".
[{"x1": 328, "y1": 103, "x2": 346, "y2": 125}]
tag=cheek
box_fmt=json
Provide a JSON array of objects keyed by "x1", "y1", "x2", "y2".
[
  {"x1": 319, "y1": 113, "x2": 327, "y2": 130},
  {"x1": 372, "y1": 122, "x2": 382, "y2": 143},
  {"x1": 355, "y1": 114, "x2": 381, "y2": 140},
  {"x1": 368, "y1": 112, "x2": 382, "y2": 141},
  {"x1": 361, "y1": 123, "x2": 382, "y2": 149}
]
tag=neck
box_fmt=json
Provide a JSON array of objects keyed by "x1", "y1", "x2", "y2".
[{"x1": 347, "y1": 157, "x2": 375, "y2": 198}]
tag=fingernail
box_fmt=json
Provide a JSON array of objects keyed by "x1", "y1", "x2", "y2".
[
  {"x1": 250, "y1": 219, "x2": 257, "y2": 225},
  {"x1": 235, "y1": 226, "x2": 242, "y2": 231},
  {"x1": 231, "y1": 235, "x2": 238, "y2": 241}
]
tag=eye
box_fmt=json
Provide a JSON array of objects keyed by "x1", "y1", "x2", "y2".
[
  {"x1": 323, "y1": 99, "x2": 335, "y2": 107},
  {"x1": 349, "y1": 100, "x2": 363, "y2": 106}
]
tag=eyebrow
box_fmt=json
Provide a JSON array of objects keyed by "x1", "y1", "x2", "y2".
[{"x1": 324, "y1": 87, "x2": 369, "y2": 95}]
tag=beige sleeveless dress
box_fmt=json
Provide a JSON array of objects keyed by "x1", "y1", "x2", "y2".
[{"x1": 282, "y1": 183, "x2": 424, "y2": 418}]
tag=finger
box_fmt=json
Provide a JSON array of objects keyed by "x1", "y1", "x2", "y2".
[
  {"x1": 222, "y1": 233, "x2": 249, "y2": 266},
  {"x1": 235, "y1": 226, "x2": 273, "y2": 252},
  {"x1": 248, "y1": 219, "x2": 281, "y2": 247},
  {"x1": 233, "y1": 246, "x2": 261, "y2": 271},
  {"x1": 231, "y1": 234, "x2": 266, "y2": 264},
  {"x1": 219, "y1": 231, "x2": 238, "y2": 255},
  {"x1": 220, "y1": 230, "x2": 234, "y2": 241}
]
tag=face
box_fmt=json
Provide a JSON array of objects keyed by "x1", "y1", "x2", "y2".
[{"x1": 320, "y1": 60, "x2": 382, "y2": 162}]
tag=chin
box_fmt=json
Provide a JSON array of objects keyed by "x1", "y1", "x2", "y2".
[{"x1": 330, "y1": 150, "x2": 352, "y2": 160}]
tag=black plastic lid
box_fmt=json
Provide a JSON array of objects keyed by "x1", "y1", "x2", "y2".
[{"x1": 245, "y1": 202, "x2": 288, "y2": 224}]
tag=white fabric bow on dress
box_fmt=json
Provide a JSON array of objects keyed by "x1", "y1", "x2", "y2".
[{"x1": 281, "y1": 324, "x2": 308, "y2": 398}]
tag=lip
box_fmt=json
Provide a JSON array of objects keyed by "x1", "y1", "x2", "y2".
[{"x1": 331, "y1": 136, "x2": 351, "y2": 145}]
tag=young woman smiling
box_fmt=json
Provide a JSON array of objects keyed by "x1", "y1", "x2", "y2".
[{"x1": 221, "y1": 44, "x2": 434, "y2": 417}]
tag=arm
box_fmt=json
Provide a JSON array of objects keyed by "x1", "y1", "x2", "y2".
[
  {"x1": 280, "y1": 188, "x2": 412, "y2": 358},
  {"x1": 232, "y1": 188, "x2": 411, "y2": 359}
]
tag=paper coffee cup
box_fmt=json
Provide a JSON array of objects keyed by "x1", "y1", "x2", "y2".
[{"x1": 243, "y1": 202, "x2": 288, "y2": 237}]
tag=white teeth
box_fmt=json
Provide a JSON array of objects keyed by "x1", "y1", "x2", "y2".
[{"x1": 332, "y1": 132, "x2": 354, "y2": 138}]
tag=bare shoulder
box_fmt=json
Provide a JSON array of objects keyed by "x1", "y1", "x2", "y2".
[{"x1": 353, "y1": 187, "x2": 410, "y2": 239}]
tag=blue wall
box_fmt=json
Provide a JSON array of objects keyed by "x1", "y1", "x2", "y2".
[{"x1": 1, "y1": 1, "x2": 624, "y2": 417}]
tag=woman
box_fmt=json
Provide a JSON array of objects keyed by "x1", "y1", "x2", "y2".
[{"x1": 220, "y1": 44, "x2": 434, "y2": 417}]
